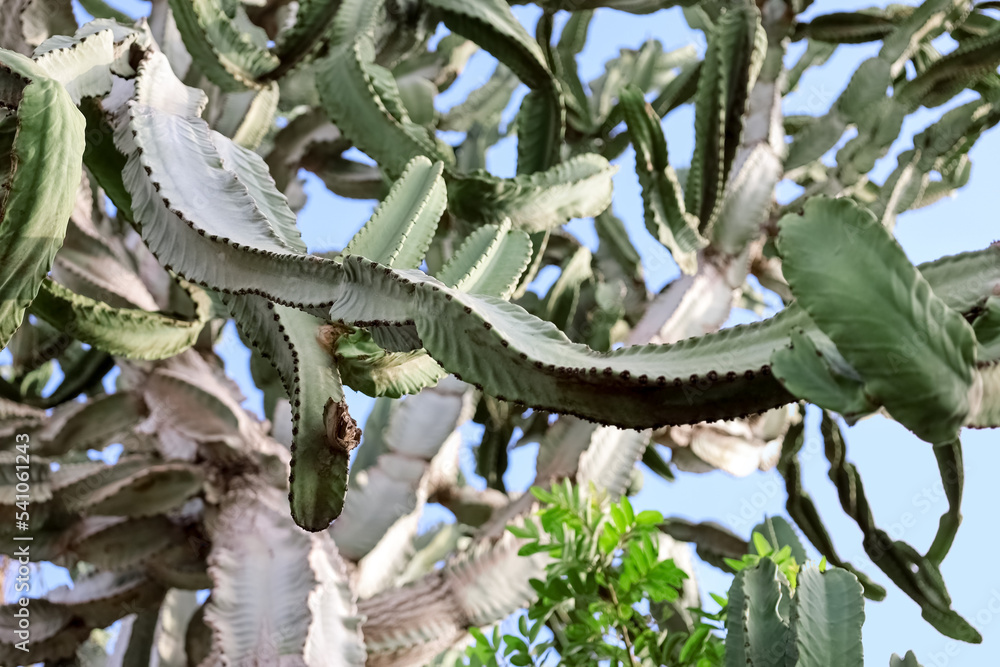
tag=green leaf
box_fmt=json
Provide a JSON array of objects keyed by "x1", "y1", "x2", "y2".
[
  {"x1": 0, "y1": 51, "x2": 85, "y2": 350},
  {"x1": 635, "y1": 510, "x2": 662, "y2": 527},
  {"x1": 750, "y1": 516, "x2": 808, "y2": 566},
  {"x1": 777, "y1": 197, "x2": 978, "y2": 444}
]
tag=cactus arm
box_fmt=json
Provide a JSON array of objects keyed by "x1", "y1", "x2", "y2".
[
  {"x1": 778, "y1": 196, "x2": 979, "y2": 445},
  {"x1": 29, "y1": 278, "x2": 211, "y2": 360},
  {"x1": 167, "y1": 0, "x2": 279, "y2": 91},
  {"x1": 620, "y1": 84, "x2": 706, "y2": 274},
  {"x1": 0, "y1": 49, "x2": 85, "y2": 349},
  {"x1": 790, "y1": 567, "x2": 865, "y2": 667}
]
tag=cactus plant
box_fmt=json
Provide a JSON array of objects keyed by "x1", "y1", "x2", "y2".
[{"x1": 0, "y1": 0, "x2": 998, "y2": 664}]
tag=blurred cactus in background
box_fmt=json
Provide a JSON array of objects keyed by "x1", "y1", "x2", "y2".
[{"x1": 0, "y1": 0, "x2": 998, "y2": 663}]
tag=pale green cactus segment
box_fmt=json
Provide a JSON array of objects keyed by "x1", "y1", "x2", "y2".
[
  {"x1": 0, "y1": 50, "x2": 85, "y2": 350},
  {"x1": 68, "y1": 461, "x2": 204, "y2": 518},
  {"x1": 798, "y1": 10, "x2": 900, "y2": 44},
  {"x1": 879, "y1": 0, "x2": 970, "y2": 76},
  {"x1": 571, "y1": 0, "x2": 692, "y2": 12},
  {"x1": 724, "y1": 557, "x2": 790, "y2": 667},
  {"x1": 541, "y1": 246, "x2": 592, "y2": 329},
  {"x1": 318, "y1": 34, "x2": 449, "y2": 177},
  {"x1": 771, "y1": 328, "x2": 877, "y2": 422},
  {"x1": 620, "y1": 84, "x2": 706, "y2": 274},
  {"x1": 32, "y1": 29, "x2": 114, "y2": 103},
  {"x1": 31, "y1": 22, "x2": 149, "y2": 103},
  {"x1": 29, "y1": 278, "x2": 212, "y2": 360},
  {"x1": 35, "y1": 392, "x2": 145, "y2": 456},
  {"x1": 345, "y1": 157, "x2": 447, "y2": 270},
  {"x1": 790, "y1": 567, "x2": 865, "y2": 667},
  {"x1": 217, "y1": 82, "x2": 280, "y2": 150},
  {"x1": 724, "y1": 559, "x2": 865, "y2": 667},
  {"x1": 70, "y1": 516, "x2": 177, "y2": 571},
  {"x1": 116, "y1": 47, "x2": 1000, "y2": 433},
  {"x1": 439, "y1": 63, "x2": 519, "y2": 133},
  {"x1": 685, "y1": 2, "x2": 765, "y2": 229},
  {"x1": 778, "y1": 197, "x2": 979, "y2": 445},
  {"x1": 897, "y1": 27, "x2": 1000, "y2": 110},
  {"x1": 515, "y1": 88, "x2": 565, "y2": 175},
  {"x1": 203, "y1": 486, "x2": 367, "y2": 666},
  {"x1": 786, "y1": 57, "x2": 893, "y2": 171},
  {"x1": 0, "y1": 569, "x2": 164, "y2": 664},
  {"x1": 785, "y1": 39, "x2": 836, "y2": 93},
  {"x1": 891, "y1": 651, "x2": 926, "y2": 667},
  {"x1": 436, "y1": 222, "x2": 533, "y2": 300},
  {"x1": 873, "y1": 97, "x2": 999, "y2": 229},
  {"x1": 334, "y1": 327, "x2": 447, "y2": 398},
  {"x1": 329, "y1": 255, "x2": 796, "y2": 427},
  {"x1": 745, "y1": 558, "x2": 792, "y2": 666},
  {"x1": 426, "y1": 0, "x2": 550, "y2": 91},
  {"x1": 448, "y1": 154, "x2": 616, "y2": 231},
  {"x1": 225, "y1": 294, "x2": 353, "y2": 531},
  {"x1": 968, "y1": 361, "x2": 1000, "y2": 428},
  {"x1": 167, "y1": 0, "x2": 279, "y2": 91},
  {"x1": 268, "y1": 0, "x2": 343, "y2": 77},
  {"x1": 128, "y1": 55, "x2": 303, "y2": 256},
  {"x1": 973, "y1": 296, "x2": 1000, "y2": 360}
]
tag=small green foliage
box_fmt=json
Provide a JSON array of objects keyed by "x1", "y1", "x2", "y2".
[
  {"x1": 459, "y1": 481, "x2": 725, "y2": 666},
  {"x1": 725, "y1": 531, "x2": 801, "y2": 590}
]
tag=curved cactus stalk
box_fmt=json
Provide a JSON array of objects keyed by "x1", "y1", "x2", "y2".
[
  {"x1": 101, "y1": 39, "x2": 1000, "y2": 438},
  {"x1": 29, "y1": 278, "x2": 211, "y2": 360},
  {"x1": 1, "y1": 6, "x2": 999, "y2": 665}
]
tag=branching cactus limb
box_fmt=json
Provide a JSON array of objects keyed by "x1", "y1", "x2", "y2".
[{"x1": 0, "y1": 2, "x2": 998, "y2": 664}]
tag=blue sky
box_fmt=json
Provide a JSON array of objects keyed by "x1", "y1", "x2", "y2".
[{"x1": 20, "y1": 1, "x2": 1000, "y2": 664}]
